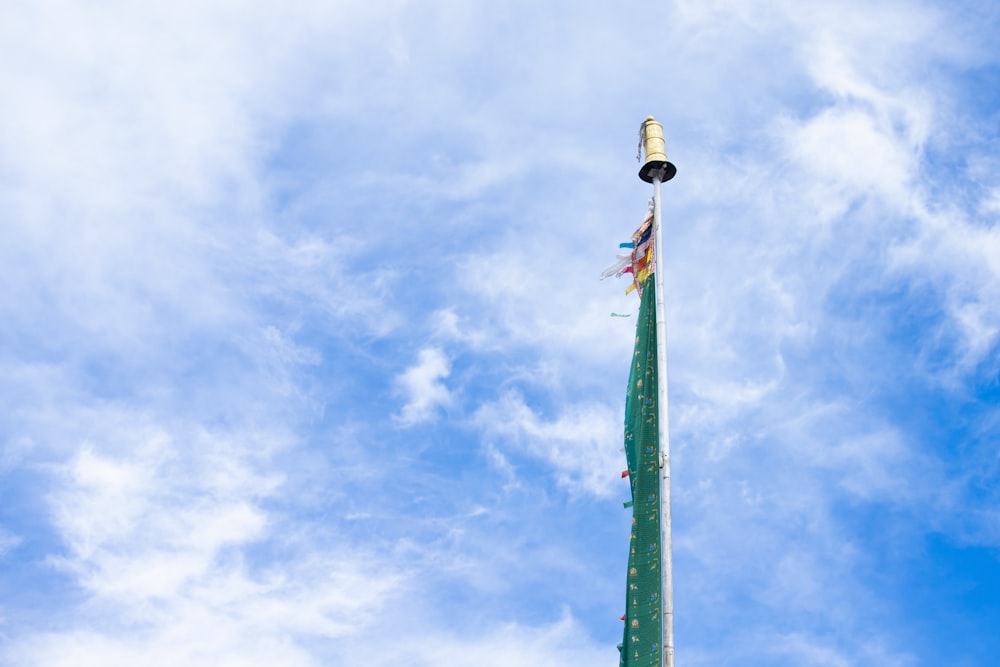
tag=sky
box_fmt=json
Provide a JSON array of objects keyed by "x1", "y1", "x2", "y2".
[{"x1": 1, "y1": 0, "x2": 999, "y2": 665}]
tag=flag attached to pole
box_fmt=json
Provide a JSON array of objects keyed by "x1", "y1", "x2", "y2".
[
  {"x1": 618, "y1": 272, "x2": 663, "y2": 667},
  {"x1": 611, "y1": 116, "x2": 677, "y2": 665},
  {"x1": 625, "y1": 210, "x2": 654, "y2": 297}
]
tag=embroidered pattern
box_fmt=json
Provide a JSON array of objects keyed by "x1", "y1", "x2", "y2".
[{"x1": 619, "y1": 275, "x2": 663, "y2": 667}]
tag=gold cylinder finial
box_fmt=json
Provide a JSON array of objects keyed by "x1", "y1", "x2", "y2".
[{"x1": 639, "y1": 116, "x2": 677, "y2": 183}]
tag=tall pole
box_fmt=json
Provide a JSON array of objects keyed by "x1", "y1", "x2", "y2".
[
  {"x1": 639, "y1": 116, "x2": 676, "y2": 667},
  {"x1": 653, "y1": 173, "x2": 674, "y2": 667}
]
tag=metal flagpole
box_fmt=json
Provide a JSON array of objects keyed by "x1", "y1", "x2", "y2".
[{"x1": 639, "y1": 116, "x2": 677, "y2": 667}]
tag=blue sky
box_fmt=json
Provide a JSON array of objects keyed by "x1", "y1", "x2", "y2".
[{"x1": 1, "y1": 1, "x2": 999, "y2": 665}]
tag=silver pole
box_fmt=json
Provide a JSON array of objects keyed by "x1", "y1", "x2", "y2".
[{"x1": 652, "y1": 173, "x2": 674, "y2": 667}]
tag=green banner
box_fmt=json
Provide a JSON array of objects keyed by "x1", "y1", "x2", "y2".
[{"x1": 619, "y1": 276, "x2": 662, "y2": 667}]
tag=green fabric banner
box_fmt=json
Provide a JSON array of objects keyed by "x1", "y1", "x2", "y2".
[{"x1": 619, "y1": 276, "x2": 662, "y2": 667}]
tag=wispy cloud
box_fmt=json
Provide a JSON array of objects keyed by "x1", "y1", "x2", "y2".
[
  {"x1": 395, "y1": 347, "x2": 453, "y2": 425},
  {"x1": 474, "y1": 391, "x2": 622, "y2": 497},
  {"x1": 2, "y1": 0, "x2": 1000, "y2": 665}
]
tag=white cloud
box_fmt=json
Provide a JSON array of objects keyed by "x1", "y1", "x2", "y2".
[
  {"x1": 4, "y1": 555, "x2": 404, "y2": 667},
  {"x1": 889, "y1": 207, "x2": 1000, "y2": 372},
  {"x1": 2, "y1": 410, "x2": 408, "y2": 665},
  {"x1": 784, "y1": 106, "x2": 919, "y2": 208},
  {"x1": 768, "y1": 632, "x2": 915, "y2": 667},
  {"x1": 395, "y1": 347, "x2": 453, "y2": 426},
  {"x1": 0, "y1": 528, "x2": 21, "y2": 558},
  {"x1": 474, "y1": 391, "x2": 621, "y2": 497},
  {"x1": 47, "y1": 428, "x2": 279, "y2": 600},
  {"x1": 386, "y1": 612, "x2": 611, "y2": 667}
]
